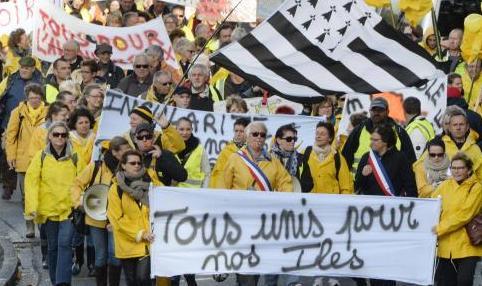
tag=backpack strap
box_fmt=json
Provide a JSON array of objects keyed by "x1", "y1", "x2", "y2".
[
  {"x1": 88, "y1": 160, "x2": 102, "y2": 188},
  {"x1": 334, "y1": 152, "x2": 341, "y2": 181}
]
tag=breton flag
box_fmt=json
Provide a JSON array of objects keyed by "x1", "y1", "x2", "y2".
[{"x1": 210, "y1": 0, "x2": 443, "y2": 101}]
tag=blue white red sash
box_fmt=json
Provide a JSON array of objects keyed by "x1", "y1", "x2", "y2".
[
  {"x1": 367, "y1": 150, "x2": 395, "y2": 196},
  {"x1": 237, "y1": 150, "x2": 273, "y2": 192}
]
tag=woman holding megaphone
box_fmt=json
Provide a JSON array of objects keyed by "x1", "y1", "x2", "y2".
[{"x1": 71, "y1": 136, "x2": 131, "y2": 286}]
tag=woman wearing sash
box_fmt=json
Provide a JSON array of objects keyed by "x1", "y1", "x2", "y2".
[
  {"x1": 71, "y1": 136, "x2": 131, "y2": 286},
  {"x1": 355, "y1": 123, "x2": 417, "y2": 198},
  {"x1": 354, "y1": 124, "x2": 417, "y2": 286},
  {"x1": 224, "y1": 121, "x2": 292, "y2": 286}
]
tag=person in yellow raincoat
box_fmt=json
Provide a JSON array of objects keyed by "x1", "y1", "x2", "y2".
[
  {"x1": 107, "y1": 150, "x2": 154, "y2": 286},
  {"x1": 432, "y1": 152, "x2": 482, "y2": 286},
  {"x1": 71, "y1": 136, "x2": 131, "y2": 286},
  {"x1": 209, "y1": 117, "x2": 250, "y2": 188},
  {"x1": 5, "y1": 83, "x2": 48, "y2": 237},
  {"x1": 68, "y1": 107, "x2": 96, "y2": 166},
  {"x1": 25, "y1": 121, "x2": 85, "y2": 285}
]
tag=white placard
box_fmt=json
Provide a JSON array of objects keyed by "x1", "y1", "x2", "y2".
[
  {"x1": 213, "y1": 95, "x2": 304, "y2": 114},
  {"x1": 149, "y1": 187, "x2": 440, "y2": 285},
  {"x1": 32, "y1": 1, "x2": 178, "y2": 69},
  {"x1": 338, "y1": 76, "x2": 447, "y2": 137},
  {"x1": 94, "y1": 90, "x2": 319, "y2": 163},
  {"x1": 0, "y1": 0, "x2": 36, "y2": 35}
]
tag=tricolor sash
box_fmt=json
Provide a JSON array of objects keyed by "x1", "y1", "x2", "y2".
[
  {"x1": 237, "y1": 150, "x2": 273, "y2": 192},
  {"x1": 367, "y1": 150, "x2": 395, "y2": 196}
]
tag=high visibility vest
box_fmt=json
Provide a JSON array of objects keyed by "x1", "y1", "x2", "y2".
[
  {"x1": 45, "y1": 84, "x2": 59, "y2": 104},
  {"x1": 406, "y1": 118, "x2": 435, "y2": 141},
  {"x1": 352, "y1": 126, "x2": 401, "y2": 173},
  {"x1": 209, "y1": 85, "x2": 222, "y2": 102},
  {"x1": 178, "y1": 144, "x2": 205, "y2": 188}
]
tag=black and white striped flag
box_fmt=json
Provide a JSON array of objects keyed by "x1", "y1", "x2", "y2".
[{"x1": 210, "y1": 0, "x2": 443, "y2": 101}]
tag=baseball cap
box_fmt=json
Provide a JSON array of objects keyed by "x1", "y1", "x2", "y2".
[
  {"x1": 95, "y1": 43, "x2": 113, "y2": 55},
  {"x1": 370, "y1": 97, "x2": 388, "y2": 110}
]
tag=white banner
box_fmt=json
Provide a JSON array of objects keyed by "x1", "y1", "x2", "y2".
[
  {"x1": 32, "y1": 1, "x2": 178, "y2": 69},
  {"x1": 94, "y1": 90, "x2": 319, "y2": 163},
  {"x1": 338, "y1": 76, "x2": 447, "y2": 136},
  {"x1": 161, "y1": 0, "x2": 256, "y2": 22},
  {"x1": 149, "y1": 187, "x2": 440, "y2": 285},
  {"x1": 0, "y1": 0, "x2": 36, "y2": 35},
  {"x1": 213, "y1": 95, "x2": 304, "y2": 114}
]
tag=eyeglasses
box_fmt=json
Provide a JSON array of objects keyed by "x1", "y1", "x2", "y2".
[
  {"x1": 52, "y1": 132, "x2": 68, "y2": 138},
  {"x1": 136, "y1": 134, "x2": 154, "y2": 141},
  {"x1": 429, "y1": 153, "x2": 444, "y2": 158},
  {"x1": 282, "y1": 136, "x2": 298, "y2": 143},
  {"x1": 450, "y1": 166, "x2": 467, "y2": 171},
  {"x1": 135, "y1": 64, "x2": 149, "y2": 69},
  {"x1": 127, "y1": 161, "x2": 142, "y2": 166},
  {"x1": 160, "y1": 82, "x2": 172, "y2": 86},
  {"x1": 251, "y1": 132, "x2": 266, "y2": 138}
]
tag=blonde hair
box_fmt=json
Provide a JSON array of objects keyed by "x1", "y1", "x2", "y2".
[{"x1": 59, "y1": 80, "x2": 82, "y2": 99}]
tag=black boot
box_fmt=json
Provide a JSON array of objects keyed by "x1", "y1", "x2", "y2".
[
  {"x1": 95, "y1": 265, "x2": 108, "y2": 286},
  {"x1": 72, "y1": 245, "x2": 84, "y2": 276},
  {"x1": 87, "y1": 246, "x2": 96, "y2": 277},
  {"x1": 108, "y1": 264, "x2": 122, "y2": 286}
]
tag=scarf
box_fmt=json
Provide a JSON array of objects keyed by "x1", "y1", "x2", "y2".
[
  {"x1": 423, "y1": 155, "x2": 451, "y2": 186},
  {"x1": 116, "y1": 169, "x2": 150, "y2": 207},
  {"x1": 13, "y1": 47, "x2": 30, "y2": 58},
  {"x1": 271, "y1": 144, "x2": 298, "y2": 176},
  {"x1": 234, "y1": 141, "x2": 244, "y2": 149},
  {"x1": 312, "y1": 144, "x2": 332, "y2": 162},
  {"x1": 178, "y1": 136, "x2": 200, "y2": 165},
  {"x1": 26, "y1": 102, "x2": 44, "y2": 123}
]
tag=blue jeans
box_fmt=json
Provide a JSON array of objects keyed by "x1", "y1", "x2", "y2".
[
  {"x1": 45, "y1": 219, "x2": 74, "y2": 285},
  {"x1": 90, "y1": 226, "x2": 120, "y2": 267}
]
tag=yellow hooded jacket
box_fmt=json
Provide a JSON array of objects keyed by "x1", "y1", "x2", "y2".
[
  {"x1": 305, "y1": 149, "x2": 353, "y2": 194},
  {"x1": 107, "y1": 180, "x2": 150, "y2": 259},
  {"x1": 25, "y1": 144, "x2": 85, "y2": 224},
  {"x1": 433, "y1": 175, "x2": 482, "y2": 259},
  {"x1": 5, "y1": 102, "x2": 48, "y2": 172},
  {"x1": 441, "y1": 132, "x2": 482, "y2": 180}
]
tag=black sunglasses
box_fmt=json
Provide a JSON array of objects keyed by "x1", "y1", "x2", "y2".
[
  {"x1": 136, "y1": 134, "x2": 154, "y2": 141},
  {"x1": 429, "y1": 153, "x2": 444, "y2": 158},
  {"x1": 251, "y1": 132, "x2": 266, "y2": 138},
  {"x1": 282, "y1": 136, "x2": 298, "y2": 143},
  {"x1": 127, "y1": 161, "x2": 142, "y2": 166},
  {"x1": 135, "y1": 64, "x2": 149, "y2": 69},
  {"x1": 160, "y1": 82, "x2": 172, "y2": 86},
  {"x1": 52, "y1": 132, "x2": 68, "y2": 138}
]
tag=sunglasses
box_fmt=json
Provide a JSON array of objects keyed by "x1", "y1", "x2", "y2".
[
  {"x1": 135, "y1": 64, "x2": 149, "y2": 69},
  {"x1": 282, "y1": 136, "x2": 298, "y2": 143},
  {"x1": 52, "y1": 132, "x2": 68, "y2": 138},
  {"x1": 136, "y1": 134, "x2": 154, "y2": 141},
  {"x1": 127, "y1": 161, "x2": 142, "y2": 166},
  {"x1": 429, "y1": 153, "x2": 444, "y2": 158},
  {"x1": 160, "y1": 82, "x2": 172, "y2": 86},
  {"x1": 251, "y1": 132, "x2": 266, "y2": 138}
]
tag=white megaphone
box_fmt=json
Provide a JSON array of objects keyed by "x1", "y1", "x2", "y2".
[{"x1": 83, "y1": 184, "x2": 109, "y2": 221}]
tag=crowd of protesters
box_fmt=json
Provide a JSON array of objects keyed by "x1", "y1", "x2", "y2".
[{"x1": 0, "y1": 1, "x2": 482, "y2": 286}]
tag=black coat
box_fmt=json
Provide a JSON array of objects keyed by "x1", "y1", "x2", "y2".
[
  {"x1": 354, "y1": 148, "x2": 417, "y2": 197},
  {"x1": 143, "y1": 151, "x2": 187, "y2": 186}
]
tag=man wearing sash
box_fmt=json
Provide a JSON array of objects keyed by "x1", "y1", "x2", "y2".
[{"x1": 224, "y1": 121, "x2": 292, "y2": 286}]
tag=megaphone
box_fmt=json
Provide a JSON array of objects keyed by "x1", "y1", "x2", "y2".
[{"x1": 83, "y1": 184, "x2": 109, "y2": 221}]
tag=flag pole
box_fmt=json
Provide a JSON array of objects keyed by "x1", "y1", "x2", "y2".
[
  {"x1": 157, "y1": 0, "x2": 245, "y2": 117},
  {"x1": 430, "y1": 6, "x2": 443, "y2": 59}
]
